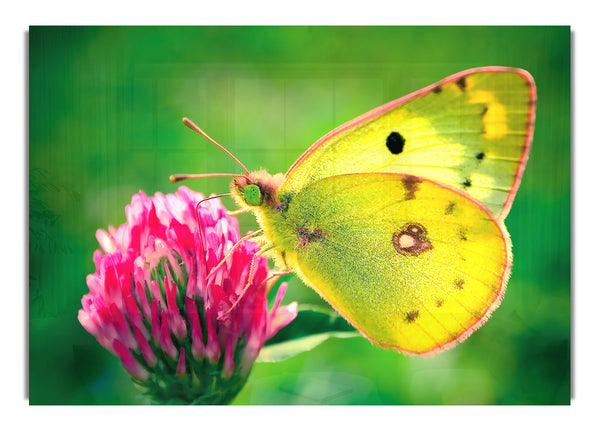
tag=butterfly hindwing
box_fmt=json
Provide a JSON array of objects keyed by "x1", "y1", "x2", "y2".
[
  {"x1": 273, "y1": 173, "x2": 511, "y2": 354},
  {"x1": 282, "y1": 67, "x2": 535, "y2": 220}
]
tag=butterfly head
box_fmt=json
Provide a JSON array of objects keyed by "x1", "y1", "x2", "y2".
[{"x1": 231, "y1": 170, "x2": 287, "y2": 212}]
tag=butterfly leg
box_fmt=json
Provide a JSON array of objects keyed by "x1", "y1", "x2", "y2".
[
  {"x1": 264, "y1": 268, "x2": 294, "y2": 294},
  {"x1": 217, "y1": 238, "x2": 291, "y2": 320},
  {"x1": 218, "y1": 248, "x2": 262, "y2": 320},
  {"x1": 226, "y1": 207, "x2": 251, "y2": 216},
  {"x1": 206, "y1": 229, "x2": 264, "y2": 282}
]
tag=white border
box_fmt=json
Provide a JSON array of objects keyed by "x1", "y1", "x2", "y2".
[{"x1": 4, "y1": 2, "x2": 597, "y2": 429}]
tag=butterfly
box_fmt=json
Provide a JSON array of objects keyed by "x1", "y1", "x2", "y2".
[{"x1": 173, "y1": 66, "x2": 536, "y2": 355}]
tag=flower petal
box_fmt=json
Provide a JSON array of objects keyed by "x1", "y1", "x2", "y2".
[{"x1": 79, "y1": 186, "x2": 298, "y2": 404}]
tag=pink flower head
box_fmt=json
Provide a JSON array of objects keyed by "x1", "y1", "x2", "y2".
[{"x1": 79, "y1": 186, "x2": 297, "y2": 404}]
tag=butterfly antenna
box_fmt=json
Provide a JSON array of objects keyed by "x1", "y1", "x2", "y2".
[
  {"x1": 182, "y1": 117, "x2": 250, "y2": 175},
  {"x1": 169, "y1": 173, "x2": 243, "y2": 183}
]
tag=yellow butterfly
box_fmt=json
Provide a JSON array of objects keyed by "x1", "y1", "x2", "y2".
[{"x1": 173, "y1": 66, "x2": 536, "y2": 355}]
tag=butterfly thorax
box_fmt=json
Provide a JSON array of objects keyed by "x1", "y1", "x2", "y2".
[{"x1": 231, "y1": 170, "x2": 300, "y2": 261}]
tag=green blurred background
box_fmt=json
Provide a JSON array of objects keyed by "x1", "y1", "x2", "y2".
[{"x1": 29, "y1": 26, "x2": 570, "y2": 405}]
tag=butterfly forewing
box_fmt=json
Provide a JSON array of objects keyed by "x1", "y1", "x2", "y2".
[
  {"x1": 276, "y1": 173, "x2": 510, "y2": 354},
  {"x1": 282, "y1": 67, "x2": 535, "y2": 220}
]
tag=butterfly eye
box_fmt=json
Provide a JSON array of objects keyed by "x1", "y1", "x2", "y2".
[{"x1": 243, "y1": 184, "x2": 264, "y2": 206}]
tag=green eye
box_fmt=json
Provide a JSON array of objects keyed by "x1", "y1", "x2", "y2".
[{"x1": 244, "y1": 184, "x2": 263, "y2": 206}]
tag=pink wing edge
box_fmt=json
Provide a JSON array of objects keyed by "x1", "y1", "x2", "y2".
[
  {"x1": 497, "y1": 68, "x2": 537, "y2": 222},
  {"x1": 295, "y1": 172, "x2": 513, "y2": 356},
  {"x1": 284, "y1": 66, "x2": 537, "y2": 222}
]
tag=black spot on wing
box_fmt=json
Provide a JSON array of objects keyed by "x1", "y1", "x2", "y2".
[
  {"x1": 432, "y1": 85, "x2": 442, "y2": 94},
  {"x1": 456, "y1": 77, "x2": 467, "y2": 91},
  {"x1": 462, "y1": 178, "x2": 472, "y2": 189},
  {"x1": 386, "y1": 131, "x2": 405, "y2": 155},
  {"x1": 476, "y1": 152, "x2": 485, "y2": 161},
  {"x1": 445, "y1": 202, "x2": 455, "y2": 215}
]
